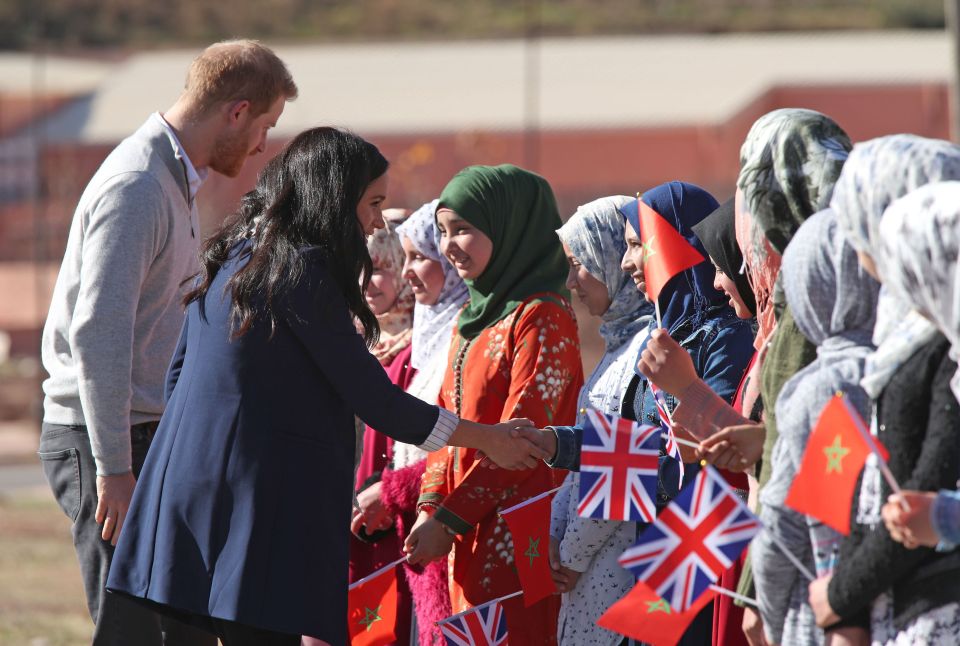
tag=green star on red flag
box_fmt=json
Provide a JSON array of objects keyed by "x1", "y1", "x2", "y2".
[
  {"x1": 348, "y1": 564, "x2": 399, "y2": 646},
  {"x1": 500, "y1": 489, "x2": 560, "y2": 606},
  {"x1": 599, "y1": 581, "x2": 714, "y2": 645},
  {"x1": 645, "y1": 598, "x2": 671, "y2": 614},
  {"x1": 524, "y1": 536, "x2": 541, "y2": 568},
  {"x1": 786, "y1": 394, "x2": 890, "y2": 535},
  {"x1": 635, "y1": 198, "x2": 705, "y2": 302},
  {"x1": 359, "y1": 605, "x2": 382, "y2": 631},
  {"x1": 823, "y1": 435, "x2": 851, "y2": 473}
]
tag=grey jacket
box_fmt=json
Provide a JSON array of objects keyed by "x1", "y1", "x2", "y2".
[{"x1": 42, "y1": 115, "x2": 199, "y2": 475}]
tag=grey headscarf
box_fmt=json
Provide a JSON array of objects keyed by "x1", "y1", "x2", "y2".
[
  {"x1": 556, "y1": 196, "x2": 653, "y2": 349},
  {"x1": 753, "y1": 210, "x2": 879, "y2": 644},
  {"x1": 737, "y1": 108, "x2": 852, "y2": 259},
  {"x1": 879, "y1": 181, "x2": 960, "y2": 402},
  {"x1": 829, "y1": 134, "x2": 960, "y2": 396},
  {"x1": 395, "y1": 200, "x2": 469, "y2": 370}
]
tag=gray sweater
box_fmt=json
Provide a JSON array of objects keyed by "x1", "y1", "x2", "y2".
[{"x1": 42, "y1": 115, "x2": 199, "y2": 475}]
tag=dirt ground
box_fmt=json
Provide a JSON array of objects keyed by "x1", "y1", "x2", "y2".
[{"x1": 0, "y1": 490, "x2": 91, "y2": 645}]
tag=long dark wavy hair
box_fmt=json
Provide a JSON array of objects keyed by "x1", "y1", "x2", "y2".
[{"x1": 184, "y1": 127, "x2": 388, "y2": 345}]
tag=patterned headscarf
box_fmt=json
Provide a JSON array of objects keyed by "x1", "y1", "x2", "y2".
[
  {"x1": 735, "y1": 108, "x2": 852, "y2": 353},
  {"x1": 395, "y1": 200, "x2": 469, "y2": 370},
  {"x1": 556, "y1": 196, "x2": 653, "y2": 349},
  {"x1": 758, "y1": 211, "x2": 878, "y2": 638},
  {"x1": 829, "y1": 135, "x2": 960, "y2": 396},
  {"x1": 879, "y1": 181, "x2": 960, "y2": 401},
  {"x1": 737, "y1": 108, "x2": 851, "y2": 257},
  {"x1": 366, "y1": 221, "x2": 415, "y2": 363}
]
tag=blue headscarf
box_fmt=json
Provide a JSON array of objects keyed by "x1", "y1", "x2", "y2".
[{"x1": 618, "y1": 181, "x2": 730, "y2": 365}]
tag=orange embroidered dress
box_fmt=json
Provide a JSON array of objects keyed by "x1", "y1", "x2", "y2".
[{"x1": 418, "y1": 165, "x2": 584, "y2": 645}]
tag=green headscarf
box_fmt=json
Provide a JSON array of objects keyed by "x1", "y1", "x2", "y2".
[{"x1": 438, "y1": 164, "x2": 568, "y2": 339}]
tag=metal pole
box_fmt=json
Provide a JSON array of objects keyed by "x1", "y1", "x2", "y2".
[
  {"x1": 523, "y1": 0, "x2": 541, "y2": 170},
  {"x1": 946, "y1": 0, "x2": 960, "y2": 141}
]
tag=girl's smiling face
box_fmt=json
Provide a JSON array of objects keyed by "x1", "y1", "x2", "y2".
[
  {"x1": 562, "y1": 240, "x2": 611, "y2": 317},
  {"x1": 400, "y1": 235, "x2": 446, "y2": 305},
  {"x1": 436, "y1": 208, "x2": 493, "y2": 280}
]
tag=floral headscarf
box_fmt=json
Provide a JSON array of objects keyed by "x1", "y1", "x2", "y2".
[
  {"x1": 556, "y1": 196, "x2": 653, "y2": 350},
  {"x1": 829, "y1": 135, "x2": 960, "y2": 396},
  {"x1": 735, "y1": 108, "x2": 852, "y2": 353},
  {"x1": 366, "y1": 221, "x2": 415, "y2": 364},
  {"x1": 879, "y1": 181, "x2": 960, "y2": 401},
  {"x1": 394, "y1": 200, "x2": 469, "y2": 370}
]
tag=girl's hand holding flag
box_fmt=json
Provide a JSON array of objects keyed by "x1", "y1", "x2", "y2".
[
  {"x1": 882, "y1": 491, "x2": 940, "y2": 548},
  {"x1": 636, "y1": 328, "x2": 699, "y2": 397},
  {"x1": 698, "y1": 423, "x2": 765, "y2": 472},
  {"x1": 404, "y1": 510, "x2": 455, "y2": 565}
]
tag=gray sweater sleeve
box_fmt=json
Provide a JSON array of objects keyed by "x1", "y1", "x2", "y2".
[{"x1": 71, "y1": 173, "x2": 168, "y2": 475}]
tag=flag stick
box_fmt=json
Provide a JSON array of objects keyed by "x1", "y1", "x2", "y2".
[
  {"x1": 436, "y1": 590, "x2": 524, "y2": 625},
  {"x1": 708, "y1": 584, "x2": 758, "y2": 607},
  {"x1": 843, "y1": 395, "x2": 911, "y2": 512},
  {"x1": 349, "y1": 555, "x2": 409, "y2": 590},
  {"x1": 654, "y1": 298, "x2": 663, "y2": 329},
  {"x1": 768, "y1": 532, "x2": 815, "y2": 581},
  {"x1": 498, "y1": 484, "x2": 565, "y2": 516},
  {"x1": 660, "y1": 432, "x2": 698, "y2": 450}
]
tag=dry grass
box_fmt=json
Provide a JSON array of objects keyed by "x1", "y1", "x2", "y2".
[{"x1": 0, "y1": 491, "x2": 91, "y2": 646}]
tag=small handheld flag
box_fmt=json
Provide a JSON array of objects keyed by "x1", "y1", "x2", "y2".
[
  {"x1": 597, "y1": 580, "x2": 716, "y2": 646},
  {"x1": 499, "y1": 487, "x2": 562, "y2": 605},
  {"x1": 347, "y1": 557, "x2": 404, "y2": 646},
  {"x1": 619, "y1": 466, "x2": 760, "y2": 612},
  {"x1": 784, "y1": 394, "x2": 890, "y2": 535},
  {"x1": 437, "y1": 593, "x2": 516, "y2": 646},
  {"x1": 650, "y1": 383, "x2": 685, "y2": 490},
  {"x1": 577, "y1": 409, "x2": 659, "y2": 522},
  {"x1": 635, "y1": 196, "x2": 705, "y2": 304}
]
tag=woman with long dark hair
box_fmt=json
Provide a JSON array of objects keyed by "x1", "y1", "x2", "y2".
[{"x1": 106, "y1": 127, "x2": 545, "y2": 645}]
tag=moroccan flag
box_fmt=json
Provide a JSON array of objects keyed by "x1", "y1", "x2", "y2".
[
  {"x1": 636, "y1": 197, "x2": 705, "y2": 302},
  {"x1": 500, "y1": 488, "x2": 558, "y2": 606},
  {"x1": 347, "y1": 561, "x2": 400, "y2": 646},
  {"x1": 597, "y1": 580, "x2": 716, "y2": 646},
  {"x1": 785, "y1": 394, "x2": 889, "y2": 535}
]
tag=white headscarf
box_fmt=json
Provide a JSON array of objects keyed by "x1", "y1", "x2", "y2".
[
  {"x1": 829, "y1": 135, "x2": 960, "y2": 397},
  {"x1": 879, "y1": 182, "x2": 960, "y2": 401},
  {"x1": 556, "y1": 196, "x2": 653, "y2": 350},
  {"x1": 394, "y1": 200, "x2": 469, "y2": 370}
]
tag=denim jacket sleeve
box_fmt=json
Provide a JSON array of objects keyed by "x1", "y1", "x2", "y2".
[
  {"x1": 546, "y1": 425, "x2": 582, "y2": 471},
  {"x1": 934, "y1": 489, "x2": 960, "y2": 550},
  {"x1": 658, "y1": 316, "x2": 755, "y2": 501}
]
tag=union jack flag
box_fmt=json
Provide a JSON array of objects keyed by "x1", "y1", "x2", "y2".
[
  {"x1": 650, "y1": 382, "x2": 685, "y2": 489},
  {"x1": 618, "y1": 466, "x2": 760, "y2": 612},
  {"x1": 577, "y1": 409, "x2": 659, "y2": 522},
  {"x1": 438, "y1": 600, "x2": 508, "y2": 646}
]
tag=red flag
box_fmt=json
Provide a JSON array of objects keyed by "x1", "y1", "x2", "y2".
[
  {"x1": 637, "y1": 198, "x2": 705, "y2": 302},
  {"x1": 347, "y1": 562, "x2": 399, "y2": 646},
  {"x1": 785, "y1": 395, "x2": 889, "y2": 535},
  {"x1": 500, "y1": 489, "x2": 558, "y2": 606},
  {"x1": 597, "y1": 580, "x2": 715, "y2": 646}
]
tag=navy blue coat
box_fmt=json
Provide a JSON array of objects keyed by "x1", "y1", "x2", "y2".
[{"x1": 107, "y1": 243, "x2": 440, "y2": 642}]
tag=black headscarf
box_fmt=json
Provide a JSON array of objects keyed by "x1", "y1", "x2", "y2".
[{"x1": 691, "y1": 197, "x2": 757, "y2": 316}]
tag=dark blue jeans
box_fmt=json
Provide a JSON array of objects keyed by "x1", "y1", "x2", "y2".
[{"x1": 38, "y1": 422, "x2": 217, "y2": 646}]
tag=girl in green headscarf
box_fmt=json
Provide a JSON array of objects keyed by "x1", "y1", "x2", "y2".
[{"x1": 406, "y1": 164, "x2": 584, "y2": 644}]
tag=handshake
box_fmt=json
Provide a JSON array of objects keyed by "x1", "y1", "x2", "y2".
[{"x1": 468, "y1": 418, "x2": 558, "y2": 470}]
